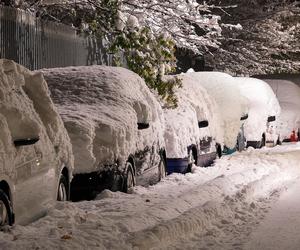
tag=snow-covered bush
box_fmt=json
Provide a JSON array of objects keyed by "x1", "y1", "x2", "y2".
[{"x1": 110, "y1": 26, "x2": 181, "y2": 107}]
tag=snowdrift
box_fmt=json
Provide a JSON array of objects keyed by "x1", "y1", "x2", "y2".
[
  {"x1": 0, "y1": 59, "x2": 73, "y2": 177},
  {"x1": 265, "y1": 79, "x2": 300, "y2": 140},
  {"x1": 234, "y1": 77, "x2": 281, "y2": 142},
  {"x1": 185, "y1": 72, "x2": 249, "y2": 149},
  {"x1": 41, "y1": 66, "x2": 165, "y2": 174},
  {"x1": 163, "y1": 74, "x2": 223, "y2": 158}
]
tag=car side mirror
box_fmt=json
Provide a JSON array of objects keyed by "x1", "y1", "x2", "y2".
[
  {"x1": 240, "y1": 114, "x2": 248, "y2": 121},
  {"x1": 137, "y1": 123, "x2": 150, "y2": 130},
  {"x1": 14, "y1": 137, "x2": 40, "y2": 147},
  {"x1": 267, "y1": 116, "x2": 276, "y2": 122},
  {"x1": 198, "y1": 120, "x2": 209, "y2": 128}
]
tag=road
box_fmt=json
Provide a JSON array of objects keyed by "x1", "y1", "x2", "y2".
[{"x1": 0, "y1": 143, "x2": 300, "y2": 250}]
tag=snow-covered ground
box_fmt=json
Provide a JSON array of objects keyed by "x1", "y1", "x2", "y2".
[{"x1": 1, "y1": 143, "x2": 300, "y2": 249}]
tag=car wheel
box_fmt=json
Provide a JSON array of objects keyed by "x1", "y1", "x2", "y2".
[
  {"x1": 57, "y1": 175, "x2": 68, "y2": 201},
  {"x1": 0, "y1": 189, "x2": 13, "y2": 226},
  {"x1": 124, "y1": 162, "x2": 135, "y2": 193}
]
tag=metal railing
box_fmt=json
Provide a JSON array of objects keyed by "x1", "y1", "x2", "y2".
[{"x1": 0, "y1": 6, "x2": 113, "y2": 70}]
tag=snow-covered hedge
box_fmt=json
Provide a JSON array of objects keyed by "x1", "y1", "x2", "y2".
[
  {"x1": 234, "y1": 77, "x2": 281, "y2": 142},
  {"x1": 0, "y1": 59, "x2": 73, "y2": 177},
  {"x1": 185, "y1": 72, "x2": 248, "y2": 149},
  {"x1": 265, "y1": 79, "x2": 300, "y2": 140},
  {"x1": 41, "y1": 66, "x2": 165, "y2": 174},
  {"x1": 163, "y1": 74, "x2": 223, "y2": 158}
]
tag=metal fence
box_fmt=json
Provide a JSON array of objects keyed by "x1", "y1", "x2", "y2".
[{"x1": 0, "y1": 6, "x2": 113, "y2": 70}]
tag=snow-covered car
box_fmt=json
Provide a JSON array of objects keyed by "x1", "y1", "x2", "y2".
[
  {"x1": 234, "y1": 77, "x2": 281, "y2": 148},
  {"x1": 0, "y1": 59, "x2": 73, "y2": 226},
  {"x1": 163, "y1": 74, "x2": 224, "y2": 174},
  {"x1": 41, "y1": 66, "x2": 166, "y2": 200},
  {"x1": 264, "y1": 79, "x2": 300, "y2": 142},
  {"x1": 185, "y1": 72, "x2": 249, "y2": 154}
]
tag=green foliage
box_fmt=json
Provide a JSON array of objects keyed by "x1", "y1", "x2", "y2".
[{"x1": 111, "y1": 27, "x2": 182, "y2": 107}]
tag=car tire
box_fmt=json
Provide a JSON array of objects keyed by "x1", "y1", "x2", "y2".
[
  {"x1": 57, "y1": 175, "x2": 68, "y2": 201},
  {"x1": 123, "y1": 162, "x2": 135, "y2": 193},
  {"x1": 0, "y1": 189, "x2": 13, "y2": 227}
]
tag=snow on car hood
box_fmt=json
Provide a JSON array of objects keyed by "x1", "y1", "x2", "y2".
[
  {"x1": 0, "y1": 59, "x2": 74, "y2": 176},
  {"x1": 163, "y1": 74, "x2": 224, "y2": 158},
  {"x1": 41, "y1": 66, "x2": 165, "y2": 174},
  {"x1": 185, "y1": 72, "x2": 249, "y2": 149},
  {"x1": 234, "y1": 77, "x2": 281, "y2": 141}
]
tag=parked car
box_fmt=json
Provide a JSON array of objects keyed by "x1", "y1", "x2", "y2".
[
  {"x1": 234, "y1": 77, "x2": 281, "y2": 148},
  {"x1": 0, "y1": 59, "x2": 73, "y2": 226},
  {"x1": 264, "y1": 79, "x2": 300, "y2": 143},
  {"x1": 162, "y1": 74, "x2": 224, "y2": 174},
  {"x1": 41, "y1": 66, "x2": 166, "y2": 200},
  {"x1": 186, "y1": 72, "x2": 249, "y2": 154}
]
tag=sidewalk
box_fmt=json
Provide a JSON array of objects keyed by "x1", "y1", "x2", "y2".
[{"x1": 245, "y1": 179, "x2": 300, "y2": 250}]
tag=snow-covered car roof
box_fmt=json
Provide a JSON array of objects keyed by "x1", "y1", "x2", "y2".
[
  {"x1": 185, "y1": 71, "x2": 249, "y2": 148},
  {"x1": 234, "y1": 77, "x2": 281, "y2": 141},
  {"x1": 0, "y1": 59, "x2": 73, "y2": 174},
  {"x1": 162, "y1": 74, "x2": 223, "y2": 158},
  {"x1": 41, "y1": 66, "x2": 165, "y2": 174}
]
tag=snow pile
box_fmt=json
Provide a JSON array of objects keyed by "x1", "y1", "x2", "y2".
[
  {"x1": 163, "y1": 74, "x2": 223, "y2": 158},
  {"x1": 265, "y1": 79, "x2": 300, "y2": 140},
  {"x1": 0, "y1": 59, "x2": 73, "y2": 176},
  {"x1": 234, "y1": 77, "x2": 281, "y2": 141},
  {"x1": 185, "y1": 72, "x2": 249, "y2": 148},
  {"x1": 40, "y1": 66, "x2": 165, "y2": 174},
  {"x1": 0, "y1": 144, "x2": 300, "y2": 249}
]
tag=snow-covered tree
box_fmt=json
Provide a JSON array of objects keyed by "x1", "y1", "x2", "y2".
[{"x1": 121, "y1": 0, "x2": 224, "y2": 54}]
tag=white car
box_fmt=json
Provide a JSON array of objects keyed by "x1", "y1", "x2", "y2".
[
  {"x1": 186, "y1": 72, "x2": 249, "y2": 154},
  {"x1": 264, "y1": 79, "x2": 300, "y2": 142},
  {"x1": 163, "y1": 74, "x2": 224, "y2": 173},
  {"x1": 234, "y1": 77, "x2": 281, "y2": 148},
  {"x1": 0, "y1": 60, "x2": 73, "y2": 226},
  {"x1": 41, "y1": 66, "x2": 166, "y2": 200}
]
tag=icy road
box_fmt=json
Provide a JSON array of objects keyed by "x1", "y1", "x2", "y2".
[{"x1": 1, "y1": 143, "x2": 300, "y2": 250}]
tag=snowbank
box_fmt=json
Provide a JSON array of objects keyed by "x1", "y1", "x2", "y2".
[
  {"x1": 185, "y1": 72, "x2": 249, "y2": 148},
  {"x1": 234, "y1": 77, "x2": 281, "y2": 141},
  {"x1": 163, "y1": 74, "x2": 223, "y2": 158},
  {"x1": 265, "y1": 79, "x2": 300, "y2": 140},
  {"x1": 0, "y1": 59, "x2": 73, "y2": 177},
  {"x1": 40, "y1": 66, "x2": 165, "y2": 174},
  {"x1": 1, "y1": 143, "x2": 300, "y2": 249}
]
